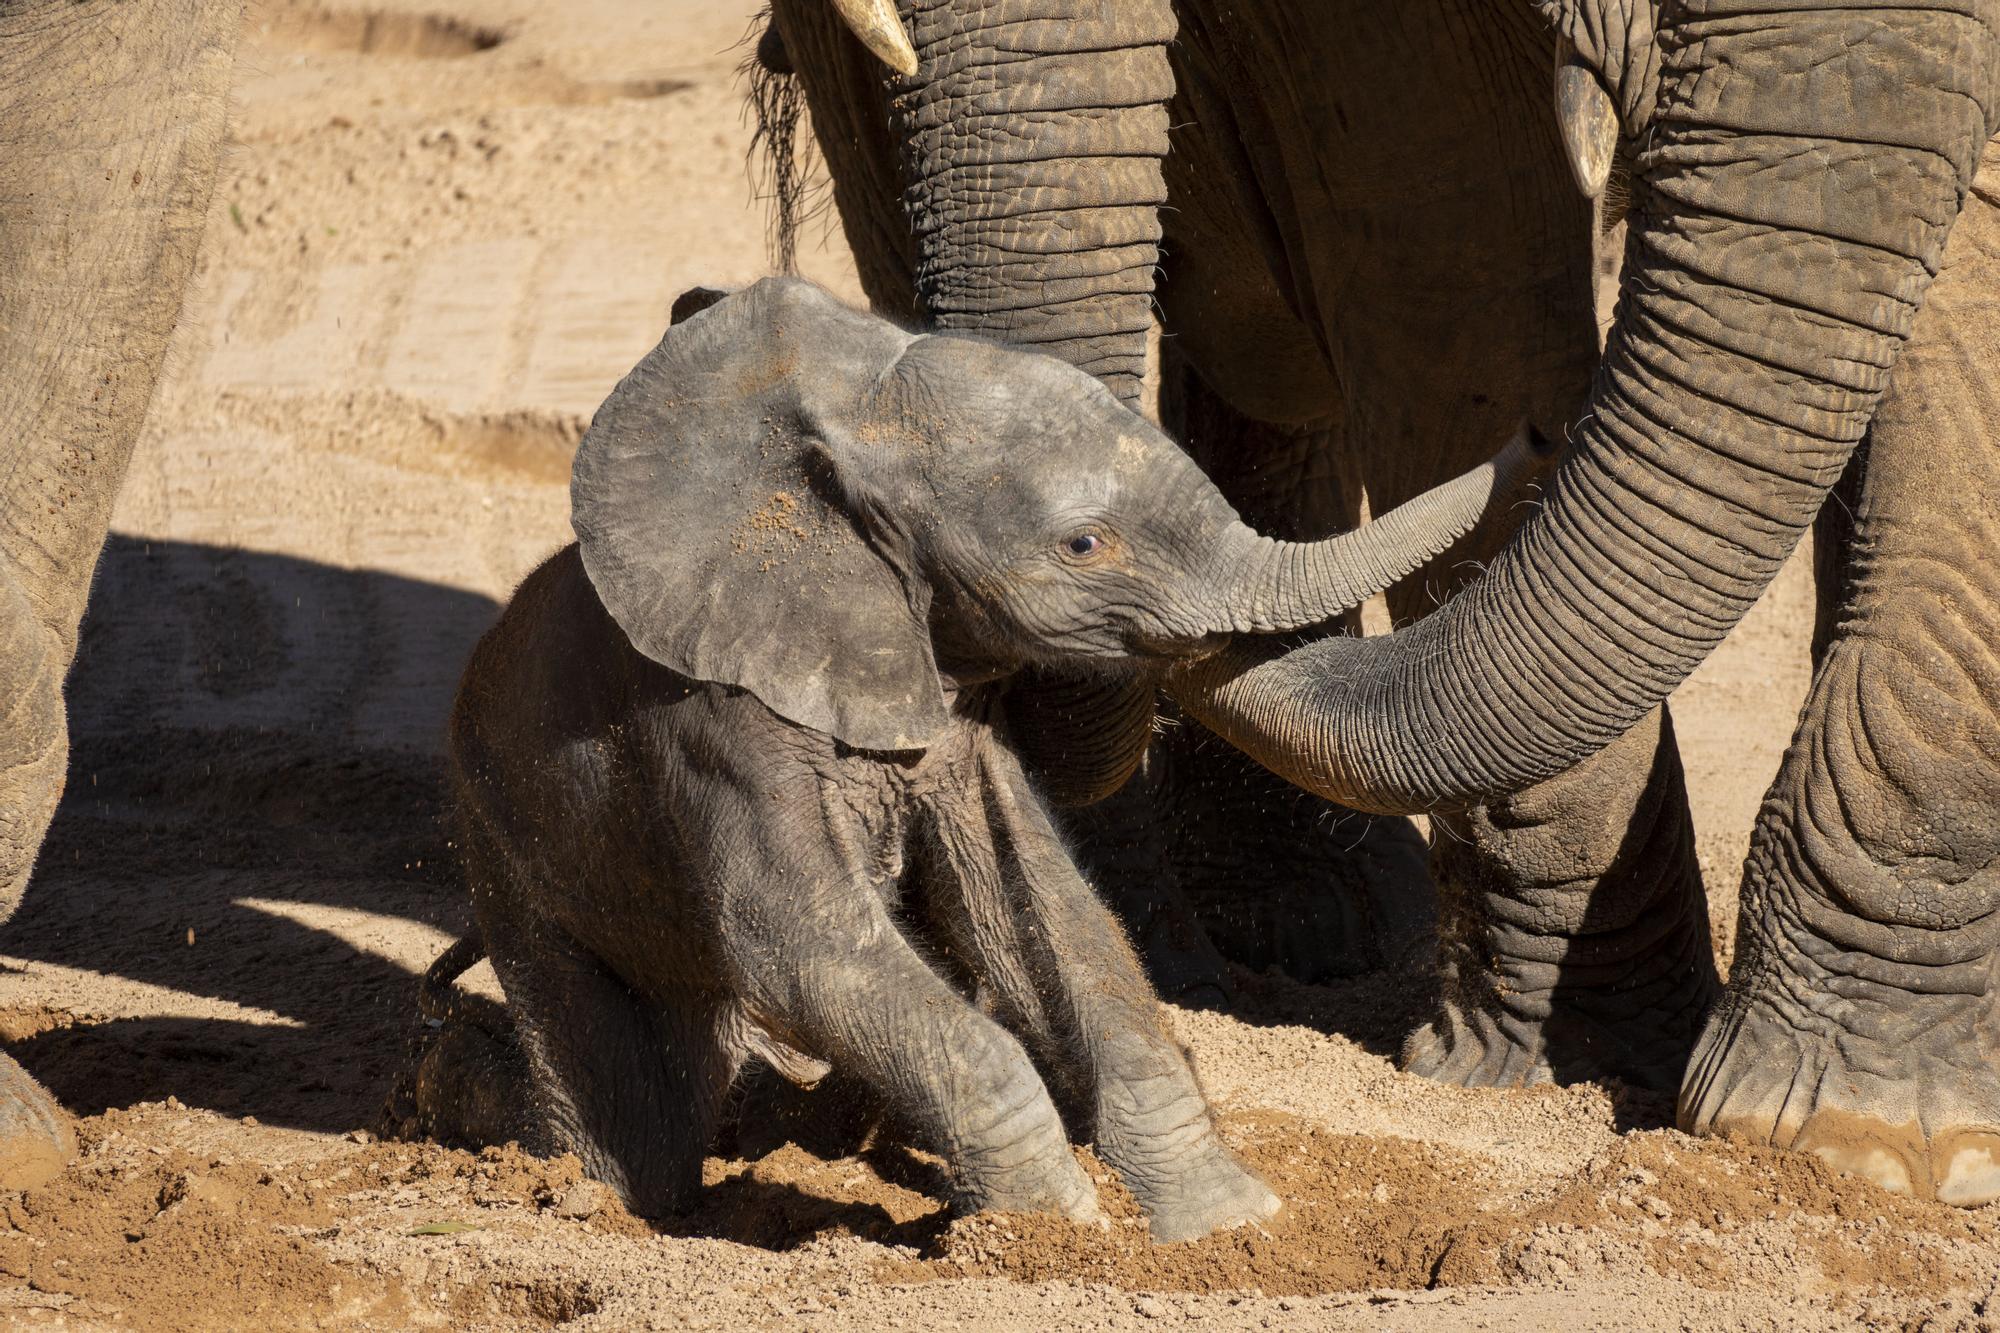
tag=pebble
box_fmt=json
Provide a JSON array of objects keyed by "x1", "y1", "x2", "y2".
[
  {"x1": 1134, "y1": 1296, "x2": 1166, "y2": 1319},
  {"x1": 553, "y1": 1179, "x2": 613, "y2": 1220}
]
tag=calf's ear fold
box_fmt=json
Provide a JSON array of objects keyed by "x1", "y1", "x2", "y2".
[{"x1": 570, "y1": 278, "x2": 950, "y2": 752}]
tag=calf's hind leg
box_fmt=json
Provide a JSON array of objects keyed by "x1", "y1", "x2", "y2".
[{"x1": 475, "y1": 887, "x2": 740, "y2": 1218}]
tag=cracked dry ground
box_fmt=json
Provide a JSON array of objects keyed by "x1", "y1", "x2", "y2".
[{"x1": 2, "y1": 0, "x2": 1996, "y2": 1328}]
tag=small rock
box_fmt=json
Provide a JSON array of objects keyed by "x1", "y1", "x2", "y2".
[
  {"x1": 1134, "y1": 1296, "x2": 1167, "y2": 1319},
  {"x1": 346, "y1": 1128, "x2": 374, "y2": 1145},
  {"x1": 552, "y1": 1179, "x2": 613, "y2": 1220}
]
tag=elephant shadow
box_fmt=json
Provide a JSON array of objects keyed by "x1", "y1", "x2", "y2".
[{"x1": 6, "y1": 534, "x2": 489, "y2": 1133}]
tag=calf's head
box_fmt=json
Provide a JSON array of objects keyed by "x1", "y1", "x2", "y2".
[{"x1": 572, "y1": 278, "x2": 1531, "y2": 752}]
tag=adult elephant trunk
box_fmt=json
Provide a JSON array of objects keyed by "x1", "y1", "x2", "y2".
[
  {"x1": 887, "y1": 0, "x2": 1176, "y2": 405},
  {"x1": 1173, "y1": 0, "x2": 2000, "y2": 815}
]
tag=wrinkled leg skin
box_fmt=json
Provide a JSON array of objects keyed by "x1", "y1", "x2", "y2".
[
  {"x1": 0, "y1": 0, "x2": 241, "y2": 1189},
  {"x1": 1679, "y1": 146, "x2": 2000, "y2": 1206},
  {"x1": 1403, "y1": 708, "x2": 1720, "y2": 1090}
]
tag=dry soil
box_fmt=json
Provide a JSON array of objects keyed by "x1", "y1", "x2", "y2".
[{"x1": 3, "y1": 1, "x2": 1996, "y2": 1328}]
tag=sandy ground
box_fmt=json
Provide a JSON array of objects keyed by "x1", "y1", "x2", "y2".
[{"x1": 3, "y1": 1, "x2": 1996, "y2": 1328}]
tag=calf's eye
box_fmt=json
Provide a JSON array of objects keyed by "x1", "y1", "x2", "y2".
[{"x1": 1064, "y1": 532, "x2": 1104, "y2": 559}]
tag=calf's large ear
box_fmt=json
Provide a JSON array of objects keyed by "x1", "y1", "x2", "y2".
[{"x1": 570, "y1": 278, "x2": 949, "y2": 752}]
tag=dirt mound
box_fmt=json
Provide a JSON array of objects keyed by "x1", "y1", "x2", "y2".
[
  {"x1": 1, "y1": 1111, "x2": 392, "y2": 1328},
  {"x1": 891, "y1": 1117, "x2": 1481, "y2": 1295},
  {"x1": 0, "y1": 1105, "x2": 642, "y2": 1330},
  {"x1": 1438, "y1": 1130, "x2": 1999, "y2": 1296}
]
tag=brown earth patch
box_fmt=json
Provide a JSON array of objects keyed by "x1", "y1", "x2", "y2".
[
  {"x1": 0, "y1": 1108, "x2": 656, "y2": 1330},
  {"x1": 1, "y1": 1117, "x2": 391, "y2": 1329},
  {"x1": 1434, "y1": 1129, "x2": 1996, "y2": 1295},
  {"x1": 857, "y1": 1112, "x2": 2000, "y2": 1301},
  {"x1": 882, "y1": 1113, "x2": 1492, "y2": 1296},
  {"x1": 0, "y1": 1007, "x2": 79, "y2": 1045}
]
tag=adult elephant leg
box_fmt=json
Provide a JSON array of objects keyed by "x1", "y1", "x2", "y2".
[
  {"x1": 1406, "y1": 711, "x2": 1717, "y2": 1090},
  {"x1": 1364, "y1": 339, "x2": 1719, "y2": 1092},
  {"x1": 1680, "y1": 142, "x2": 2000, "y2": 1206},
  {"x1": 1276, "y1": 1, "x2": 1715, "y2": 1091},
  {"x1": 0, "y1": 0, "x2": 241, "y2": 1187}
]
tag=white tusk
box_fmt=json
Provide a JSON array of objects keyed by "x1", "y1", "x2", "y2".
[
  {"x1": 830, "y1": 0, "x2": 919, "y2": 77},
  {"x1": 1554, "y1": 55, "x2": 1619, "y2": 199}
]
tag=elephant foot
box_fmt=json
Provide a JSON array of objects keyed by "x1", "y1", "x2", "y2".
[
  {"x1": 1121, "y1": 1145, "x2": 1281, "y2": 1244},
  {"x1": 1680, "y1": 971, "x2": 2000, "y2": 1206},
  {"x1": 0, "y1": 1051, "x2": 75, "y2": 1192},
  {"x1": 1402, "y1": 1002, "x2": 1561, "y2": 1088},
  {"x1": 956, "y1": 1150, "x2": 1105, "y2": 1229},
  {"x1": 1408, "y1": 712, "x2": 1717, "y2": 1093},
  {"x1": 1400, "y1": 906, "x2": 1716, "y2": 1093}
]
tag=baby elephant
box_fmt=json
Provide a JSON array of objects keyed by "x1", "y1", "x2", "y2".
[{"x1": 440, "y1": 278, "x2": 1536, "y2": 1240}]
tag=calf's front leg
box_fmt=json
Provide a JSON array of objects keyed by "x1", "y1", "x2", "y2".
[
  {"x1": 948, "y1": 746, "x2": 1281, "y2": 1242},
  {"x1": 719, "y1": 830, "x2": 1102, "y2": 1223}
]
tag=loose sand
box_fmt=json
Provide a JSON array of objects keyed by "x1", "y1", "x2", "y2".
[{"x1": 3, "y1": 1, "x2": 1994, "y2": 1327}]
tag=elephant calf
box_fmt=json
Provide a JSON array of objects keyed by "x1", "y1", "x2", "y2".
[{"x1": 435, "y1": 278, "x2": 1535, "y2": 1240}]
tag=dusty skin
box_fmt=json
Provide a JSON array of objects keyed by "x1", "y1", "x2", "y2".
[{"x1": 1, "y1": 0, "x2": 1996, "y2": 1328}]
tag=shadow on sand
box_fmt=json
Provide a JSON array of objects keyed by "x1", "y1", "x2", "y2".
[{"x1": 6, "y1": 535, "x2": 494, "y2": 1132}]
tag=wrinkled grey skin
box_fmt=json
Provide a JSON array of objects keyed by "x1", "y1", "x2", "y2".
[
  {"x1": 0, "y1": 0, "x2": 242, "y2": 1189},
  {"x1": 768, "y1": 0, "x2": 2000, "y2": 1203},
  {"x1": 413, "y1": 279, "x2": 1530, "y2": 1237}
]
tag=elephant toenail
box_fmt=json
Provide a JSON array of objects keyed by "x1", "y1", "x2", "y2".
[{"x1": 1934, "y1": 1134, "x2": 2000, "y2": 1207}]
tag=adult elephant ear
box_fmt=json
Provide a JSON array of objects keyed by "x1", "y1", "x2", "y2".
[{"x1": 571, "y1": 277, "x2": 949, "y2": 752}]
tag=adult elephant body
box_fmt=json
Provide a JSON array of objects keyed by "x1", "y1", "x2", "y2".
[
  {"x1": 774, "y1": 0, "x2": 2000, "y2": 1204},
  {"x1": 0, "y1": 0, "x2": 242, "y2": 1186}
]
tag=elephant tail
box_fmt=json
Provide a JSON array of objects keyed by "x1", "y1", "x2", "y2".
[{"x1": 418, "y1": 932, "x2": 511, "y2": 1035}]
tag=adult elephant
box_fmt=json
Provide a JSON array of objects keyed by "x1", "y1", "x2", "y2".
[
  {"x1": 772, "y1": 0, "x2": 2000, "y2": 1204},
  {"x1": 0, "y1": 0, "x2": 241, "y2": 1185}
]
